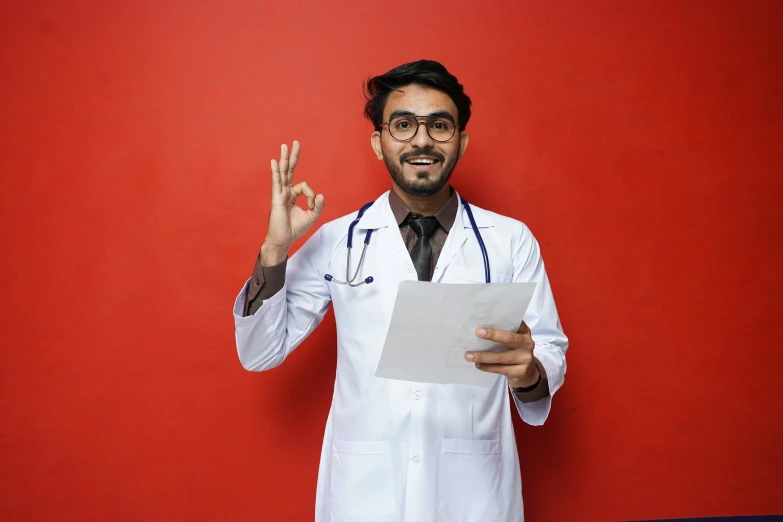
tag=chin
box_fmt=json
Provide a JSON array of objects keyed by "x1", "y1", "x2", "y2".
[
  {"x1": 386, "y1": 158, "x2": 453, "y2": 197},
  {"x1": 402, "y1": 178, "x2": 448, "y2": 197},
  {"x1": 410, "y1": 164, "x2": 444, "y2": 180}
]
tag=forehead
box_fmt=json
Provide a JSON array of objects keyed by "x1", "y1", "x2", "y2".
[{"x1": 383, "y1": 84, "x2": 458, "y2": 119}]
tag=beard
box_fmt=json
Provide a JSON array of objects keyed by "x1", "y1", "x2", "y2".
[{"x1": 383, "y1": 147, "x2": 458, "y2": 197}]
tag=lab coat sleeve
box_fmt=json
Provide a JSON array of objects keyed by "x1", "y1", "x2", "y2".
[
  {"x1": 232, "y1": 226, "x2": 332, "y2": 371},
  {"x1": 510, "y1": 223, "x2": 569, "y2": 426}
]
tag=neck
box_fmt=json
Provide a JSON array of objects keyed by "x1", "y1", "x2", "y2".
[{"x1": 391, "y1": 183, "x2": 452, "y2": 216}]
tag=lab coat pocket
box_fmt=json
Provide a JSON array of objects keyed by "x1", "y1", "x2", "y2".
[
  {"x1": 330, "y1": 440, "x2": 395, "y2": 522},
  {"x1": 438, "y1": 438, "x2": 502, "y2": 522}
]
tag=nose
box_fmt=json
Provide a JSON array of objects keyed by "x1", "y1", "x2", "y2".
[{"x1": 410, "y1": 120, "x2": 435, "y2": 148}]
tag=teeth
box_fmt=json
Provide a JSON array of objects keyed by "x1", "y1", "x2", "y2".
[{"x1": 408, "y1": 159, "x2": 435, "y2": 165}]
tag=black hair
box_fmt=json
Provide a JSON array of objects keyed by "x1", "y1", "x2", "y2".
[{"x1": 363, "y1": 60, "x2": 472, "y2": 131}]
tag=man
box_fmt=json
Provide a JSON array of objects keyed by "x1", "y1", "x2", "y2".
[{"x1": 233, "y1": 60, "x2": 568, "y2": 522}]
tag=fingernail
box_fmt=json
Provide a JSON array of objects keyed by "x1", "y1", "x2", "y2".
[
  {"x1": 476, "y1": 328, "x2": 487, "y2": 338},
  {"x1": 465, "y1": 352, "x2": 473, "y2": 361}
]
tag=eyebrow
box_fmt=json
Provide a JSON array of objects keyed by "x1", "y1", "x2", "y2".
[{"x1": 388, "y1": 109, "x2": 456, "y2": 122}]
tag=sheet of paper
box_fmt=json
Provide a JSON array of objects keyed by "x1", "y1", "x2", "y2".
[{"x1": 374, "y1": 280, "x2": 537, "y2": 388}]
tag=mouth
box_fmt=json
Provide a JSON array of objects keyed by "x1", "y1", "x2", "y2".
[{"x1": 403, "y1": 156, "x2": 440, "y2": 173}]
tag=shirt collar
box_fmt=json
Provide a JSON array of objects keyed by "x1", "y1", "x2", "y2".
[{"x1": 388, "y1": 188, "x2": 458, "y2": 233}]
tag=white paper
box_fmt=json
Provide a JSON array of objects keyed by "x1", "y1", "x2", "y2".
[{"x1": 374, "y1": 281, "x2": 537, "y2": 388}]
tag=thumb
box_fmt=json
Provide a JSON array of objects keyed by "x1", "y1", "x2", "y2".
[{"x1": 309, "y1": 194, "x2": 325, "y2": 221}]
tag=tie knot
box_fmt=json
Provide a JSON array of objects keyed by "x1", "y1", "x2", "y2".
[{"x1": 405, "y1": 214, "x2": 439, "y2": 239}]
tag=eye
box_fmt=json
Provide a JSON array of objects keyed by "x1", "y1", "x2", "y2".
[
  {"x1": 392, "y1": 117, "x2": 414, "y2": 130},
  {"x1": 429, "y1": 118, "x2": 454, "y2": 133}
]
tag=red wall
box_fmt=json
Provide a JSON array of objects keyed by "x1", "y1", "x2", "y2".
[{"x1": 1, "y1": 1, "x2": 781, "y2": 521}]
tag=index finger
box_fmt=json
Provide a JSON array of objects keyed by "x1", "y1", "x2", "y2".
[{"x1": 291, "y1": 181, "x2": 316, "y2": 208}]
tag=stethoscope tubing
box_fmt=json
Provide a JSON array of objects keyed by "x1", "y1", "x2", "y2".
[
  {"x1": 460, "y1": 198, "x2": 490, "y2": 284},
  {"x1": 324, "y1": 196, "x2": 490, "y2": 286}
]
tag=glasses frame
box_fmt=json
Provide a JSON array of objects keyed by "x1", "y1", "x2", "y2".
[{"x1": 380, "y1": 115, "x2": 460, "y2": 143}]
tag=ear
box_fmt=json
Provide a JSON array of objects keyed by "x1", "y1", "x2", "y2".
[
  {"x1": 457, "y1": 131, "x2": 469, "y2": 161},
  {"x1": 371, "y1": 131, "x2": 384, "y2": 160}
]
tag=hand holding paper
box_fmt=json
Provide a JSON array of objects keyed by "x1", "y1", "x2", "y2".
[
  {"x1": 374, "y1": 280, "x2": 537, "y2": 388},
  {"x1": 467, "y1": 321, "x2": 540, "y2": 389}
]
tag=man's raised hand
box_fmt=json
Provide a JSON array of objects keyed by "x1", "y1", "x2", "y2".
[{"x1": 261, "y1": 141, "x2": 325, "y2": 265}]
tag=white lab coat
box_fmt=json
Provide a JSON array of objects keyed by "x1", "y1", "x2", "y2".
[{"x1": 233, "y1": 190, "x2": 568, "y2": 522}]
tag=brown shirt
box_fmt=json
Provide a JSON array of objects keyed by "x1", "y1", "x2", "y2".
[{"x1": 243, "y1": 190, "x2": 549, "y2": 402}]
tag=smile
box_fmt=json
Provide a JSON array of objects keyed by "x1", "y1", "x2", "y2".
[
  {"x1": 405, "y1": 157, "x2": 440, "y2": 168},
  {"x1": 407, "y1": 159, "x2": 436, "y2": 164}
]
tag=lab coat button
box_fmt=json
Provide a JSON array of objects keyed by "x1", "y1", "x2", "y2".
[
  {"x1": 411, "y1": 456, "x2": 420, "y2": 465},
  {"x1": 406, "y1": 265, "x2": 414, "y2": 273},
  {"x1": 413, "y1": 391, "x2": 422, "y2": 400}
]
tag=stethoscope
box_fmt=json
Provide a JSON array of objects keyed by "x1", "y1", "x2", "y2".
[{"x1": 324, "y1": 197, "x2": 491, "y2": 286}]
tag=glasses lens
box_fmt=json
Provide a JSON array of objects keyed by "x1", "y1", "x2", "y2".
[
  {"x1": 389, "y1": 116, "x2": 418, "y2": 140},
  {"x1": 427, "y1": 118, "x2": 456, "y2": 142},
  {"x1": 387, "y1": 116, "x2": 457, "y2": 141}
]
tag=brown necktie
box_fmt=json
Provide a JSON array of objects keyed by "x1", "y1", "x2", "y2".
[{"x1": 405, "y1": 214, "x2": 439, "y2": 281}]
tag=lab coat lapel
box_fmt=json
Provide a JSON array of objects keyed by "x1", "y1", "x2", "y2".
[
  {"x1": 355, "y1": 191, "x2": 416, "y2": 323},
  {"x1": 432, "y1": 193, "x2": 494, "y2": 283},
  {"x1": 432, "y1": 192, "x2": 473, "y2": 283},
  {"x1": 432, "y1": 211, "x2": 467, "y2": 283},
  {"x1": 355, "y1": 191, "x2": 411, "y2": 266}
]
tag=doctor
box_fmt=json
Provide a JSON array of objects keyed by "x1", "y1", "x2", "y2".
[{"x1": 233, "y1": 60, "x2": 568, "y2": 522}]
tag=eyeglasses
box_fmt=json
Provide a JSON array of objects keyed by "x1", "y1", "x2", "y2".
[{"x1": 381, "y1": 115, "x2": 459, "y2": 142}]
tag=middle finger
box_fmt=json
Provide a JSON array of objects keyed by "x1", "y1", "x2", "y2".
[
  {"x1": 279, "y1": 144, "x2": 290, "y2": 186},
  {"x1": 466, "y1": 349, "x2": 524, "y2": 365}
]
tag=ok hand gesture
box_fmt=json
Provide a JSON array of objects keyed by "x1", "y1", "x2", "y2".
[{"x1": 261, "y1": 141, "x2": 325, "y2": 265}]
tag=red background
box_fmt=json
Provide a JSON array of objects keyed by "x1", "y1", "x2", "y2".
[{"x1": 1, "y1": 1, "x2": 781, "y2": 521}]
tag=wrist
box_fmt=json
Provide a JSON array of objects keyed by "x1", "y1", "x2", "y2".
[
  {"x1": 509, "y1": 364, "x2": 541, "y2": 390},
  {"x1": 260, "y1": 242, "x2": 289, "y2": 266}
]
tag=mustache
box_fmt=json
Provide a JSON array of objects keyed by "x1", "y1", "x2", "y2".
[{"x1": 399, "y1": 149, "x2": 445, "y2": 163}]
